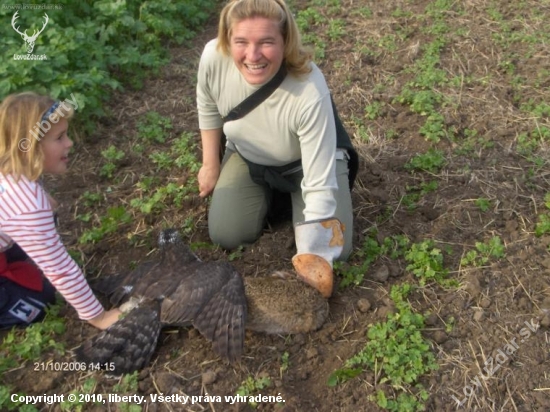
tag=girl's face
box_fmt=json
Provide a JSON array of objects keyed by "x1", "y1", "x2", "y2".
[
  {"x1": 40, "y1": 118, "x2": 73, "y2": 175},
  {"x1": 230, "y1": 17, "x2": 284, "y2": 85}
]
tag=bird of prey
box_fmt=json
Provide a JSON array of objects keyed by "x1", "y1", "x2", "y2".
[
  {"x1": 76, "y1": 229, "x2": 328, "y2": 374},
  {"x1": 76, "y1": 229, "x2": 247, "y2": 373}
]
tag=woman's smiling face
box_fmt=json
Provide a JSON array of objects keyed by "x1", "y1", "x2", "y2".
[{"x1": 230, "y1": 17, "x2": 284, "y2": 85}]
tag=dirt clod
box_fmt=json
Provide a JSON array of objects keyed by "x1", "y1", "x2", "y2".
[
  {"x1": 202, "y1": 370, "x2": 217, "y2": 385},
  {"x1": 371, "y1": 265, "x2": 390, "y2": 283},
  {"x1": 356, "y1": 298, "x2": 372, "y2": 313}
]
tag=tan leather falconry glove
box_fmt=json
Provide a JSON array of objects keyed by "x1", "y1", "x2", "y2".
[{"x1": 292, "y1": 218, "x2": 344, "y2": 298}]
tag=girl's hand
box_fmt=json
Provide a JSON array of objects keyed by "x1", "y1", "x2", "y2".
[
  {"x1": 198, "y1": 164, "x2": 220, "y2": 198},
  {"x1": 88, "y1": 308, "x2": 123, "y2": 330}
]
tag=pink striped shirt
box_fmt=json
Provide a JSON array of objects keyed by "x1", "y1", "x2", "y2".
[{"x1": 0, "y1": 174, "x2": 104, "y2": 320}]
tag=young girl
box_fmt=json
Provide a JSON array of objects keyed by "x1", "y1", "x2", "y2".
[{"x1": 0, "y1": 92, "x2": 120, "y2": 329}]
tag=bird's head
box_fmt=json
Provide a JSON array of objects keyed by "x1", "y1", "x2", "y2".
[
  {"x1": 158, "y1": 228, "x2": 181, "y2": 247},
  {"x1": 157, "y1": 228, "x2": 200, "y2": 264}
]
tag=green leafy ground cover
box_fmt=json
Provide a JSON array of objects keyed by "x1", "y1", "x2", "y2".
[{"x1": 0, "y1": 0, "x2": 215, "y2": 130}]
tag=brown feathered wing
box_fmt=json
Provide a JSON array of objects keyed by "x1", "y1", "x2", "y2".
[
  {"x1": 74, "y1": 299, "x2": 162, "y2": 375},
  {"x1": 91, "y1": 247, "x2": 247, "y2": 362},
  {"x1": 160, "y1": 261, "x2": 247, "y2": 362}
]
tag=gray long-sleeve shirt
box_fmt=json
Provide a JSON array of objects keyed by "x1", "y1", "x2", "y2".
[{"x1": 197, "y1": 39, "x2": 338, "y2": 221}]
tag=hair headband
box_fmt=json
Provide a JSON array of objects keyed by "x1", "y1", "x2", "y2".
[{"x1": 41, "y1": 101, "x2": 61, "y2": 123}]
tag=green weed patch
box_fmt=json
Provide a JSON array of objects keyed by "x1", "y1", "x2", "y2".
[{"x1": 0, "y1": 0, "x2": 215, "y2": 131}]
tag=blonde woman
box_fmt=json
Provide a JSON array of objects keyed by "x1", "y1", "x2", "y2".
[
  {"x1": 197, "y1": 0, "x2": 356, "y2": 297},
  {"x1": 0, "y1": 92, "x2": 121, "y2": 329}
]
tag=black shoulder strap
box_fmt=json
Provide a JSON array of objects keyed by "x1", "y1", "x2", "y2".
[{"x1": 221, "y1": 64, "x2": 288, "y2": 123}]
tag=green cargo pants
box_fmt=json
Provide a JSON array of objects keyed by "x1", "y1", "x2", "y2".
[{"x1": 208, "y1": 150, "x2": 353, "y2": 260}]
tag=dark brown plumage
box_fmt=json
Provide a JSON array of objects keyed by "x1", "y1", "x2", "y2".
[
  {"x1": 83, "y1": 229, "x2": 247, "y2": 367},
  {"x1": 74, "y1": 298, "x2": 162, "y2": 375},
  {"x1": 78, "y1": 229, "x2": 329, "y2": 374}
]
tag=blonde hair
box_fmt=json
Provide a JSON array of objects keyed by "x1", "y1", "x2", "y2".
[
  {"x1": 0, "y1": 92, "x2": 73, "y2": 181},
  {"x1": 217, "y1": 0, "x2": 312, "y2": 76}
]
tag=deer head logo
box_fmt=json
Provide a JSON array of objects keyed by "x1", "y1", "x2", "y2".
[{"x1": 11, "y1": 11, "x2": 49, "y2": 54}]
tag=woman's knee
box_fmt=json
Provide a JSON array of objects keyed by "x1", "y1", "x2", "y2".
[
  {"x1": 208, "y1": 175, "x2": 269, "y2": 249},
  {"x1": 208, "y1": 203, "x2": 264, "y2": 249},
  {"x1": 209, "y1": 222, "x2": 261, "y2": 250}
]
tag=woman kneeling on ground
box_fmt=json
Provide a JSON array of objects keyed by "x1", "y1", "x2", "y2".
[{"x1": 196, "y1": 0, "x2": 357, "y2": 297}]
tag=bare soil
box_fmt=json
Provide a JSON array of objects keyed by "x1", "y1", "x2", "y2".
[{"x1": 3, "y1": 1, "x2": 550, "y2": 411}]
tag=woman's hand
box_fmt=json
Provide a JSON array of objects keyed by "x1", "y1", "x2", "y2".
[
  {"x1": 87, "y1": 308, "x2": 122, "y2": 330},
  {"x1": 198, "y1": 164, "x2": 220, "y2": 198}
]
